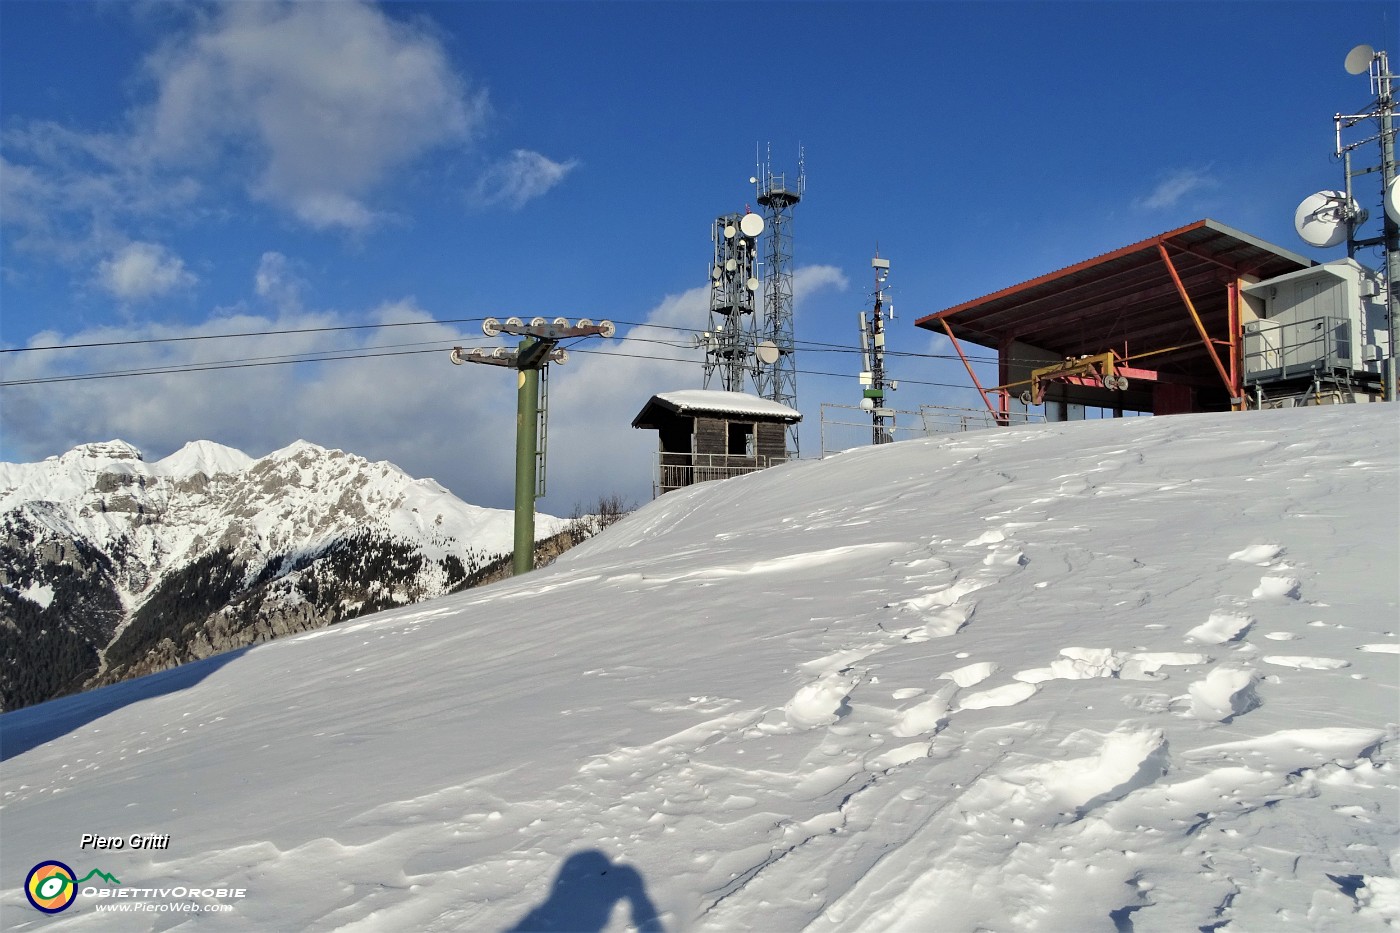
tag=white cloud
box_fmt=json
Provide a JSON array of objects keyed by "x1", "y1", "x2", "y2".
[
  {"x1": 471, "y1": 150, "x2": 579, "y2": 210},
  {"x1": 0, "y1": 129, "x2": 201, "y2": 261},
  {"x1": 3, "y1": 0, "x2": 484, "y2": 254},
  {"x1": 141, "y1": 1, "x2": 484, "y2": 230},
  {"x1": 1136, "y1": 167, "x2": 1217, "y2": 211},
  {"x1": 254, "y1": 251, "x2": 305, "y2": 312},
  {"x1": 97, "y1": 241, "x2": 197, "y2": 301}
]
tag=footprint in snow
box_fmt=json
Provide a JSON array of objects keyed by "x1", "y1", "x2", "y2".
[{"x1": 1252, "y1": 575, "x2": 1302, "y2": 600}]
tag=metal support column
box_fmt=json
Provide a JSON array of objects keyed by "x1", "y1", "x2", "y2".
[
  {"x1": 513, "y1": 339, "x2": 540, "y2": 577},
  {"x1": 1227, "y1": 278, "x2": 1243, "y2": 409},
  {"x1": 1157, "y1": 242, "x2": 1234, "y2": 396},
  {"x1": 938, "y1": 319, "x2": 1000, "y2": 417}
]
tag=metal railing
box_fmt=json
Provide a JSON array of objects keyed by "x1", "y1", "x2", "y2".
[
  {"x1": 819, "y1": 404, "x2": 1043, "y2": 458},
  {"x1": 1243, "y1": 315, "x2": 1351, "y2": 384},
  {"x1": 654, "y1": 452, "x2": 789, "y2": 496},
  {"x1": 918, "y1": 404, "x2": 1043, "y2": 434}
]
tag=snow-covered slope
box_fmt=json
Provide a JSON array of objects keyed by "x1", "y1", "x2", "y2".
[{"x1": 1, "y1": 406, "x2": 1396, "y2": 931}]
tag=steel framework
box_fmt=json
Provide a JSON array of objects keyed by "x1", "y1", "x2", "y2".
[
  {"x1": 755, "y1": 153, "x2": 804, "y2": 455},
  {"x1": 702, "y1": 213, "x2": 761, "y2": 392}
]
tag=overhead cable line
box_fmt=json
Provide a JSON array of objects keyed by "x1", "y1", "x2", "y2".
[
  {"x1": 4, "y1": 315, "x2": 1017, "y2": 365},
  {"x1": 1, "y1": 342, "x2": 494, "y2": 387},
  {"x1": 0, "y1": 316, "x2": 490, "y2": 353},
  {"x1": 2, "y1": 338, "x2": 978, "y2": 392}
]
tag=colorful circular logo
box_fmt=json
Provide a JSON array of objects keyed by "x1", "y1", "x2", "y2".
[{"x1": 25, "y1": 861, "x2": 78, "y2": 913}]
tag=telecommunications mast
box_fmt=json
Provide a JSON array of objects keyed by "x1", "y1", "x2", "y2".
[
  {"x1": 702, "y1": 211, "x2": 764, "y2": 391},
  {"x1": 753, "y1": 146, "x2": 805, "y2": 455},
  {"x1": 858, "y1": 254, "x2": 896, "y2": 443},
  {"x1": 1298, "y1": 43, "x2": 1398, "y2": 400}
]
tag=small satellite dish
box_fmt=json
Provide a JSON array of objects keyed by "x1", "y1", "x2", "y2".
[
  {"x1": 755, "y1": 340, "x2": 780, "y2": 365},
  {"x1": 712, "y1": 265, "x2": 722, "y2": 280},
  {"x1": 1345, "y1": 44, "x2": 1375, "y2": 75},
  {"x1": 746, "y1": 276, "x2": 760, "y2": 292},
  {"x1": 725, "y1": 258, "x2": 737, "y2": 273},
  {"x1": 1386, "y1": 175, "x2": 1400, "y2": 225},
  {"x1": 859, "y1": 397, "x2": 875, "y2": 411},
  {"x1": 739, "y1": 212, "x2": 765, "y2": 238},
  {"x1": 1294, "y1": 190, "x2": 1355, "y2": 248},
  {"x1": 749, "y1": 176, "x2": 758, "y2": 184},
  {"x1": 724, "y1": 224, "x2": 737, "y2": 239}
]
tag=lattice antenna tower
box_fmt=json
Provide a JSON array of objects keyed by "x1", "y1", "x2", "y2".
[
  {"x1": 753, "y1": 145, "x2": 805, "y2": 455},
  {"x1": 702, "y1": 211, "x2": 764, "y2": 391}
]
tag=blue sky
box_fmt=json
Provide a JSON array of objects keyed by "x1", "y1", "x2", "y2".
[{"x1": 2, "y1": 1, "x2": 1395, "y2": 511}]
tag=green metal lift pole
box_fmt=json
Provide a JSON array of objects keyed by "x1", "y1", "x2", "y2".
[
  {"x1": 513, "y1": 337, "x2": 540, "y2": 576},
  {"x1": 452, "y1": 317, "x2": 612, "y2": 576}
]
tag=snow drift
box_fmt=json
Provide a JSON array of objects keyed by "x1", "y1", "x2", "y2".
[{"x1": 1, "y1": 405, "x2": 1396, "y2": 931}]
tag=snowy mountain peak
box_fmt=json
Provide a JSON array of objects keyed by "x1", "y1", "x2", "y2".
[
  {"x1": 2, "y1": 437, "x2": 567, "y2": 709},
  {"x1": 266, "y1": 438, "x2": 336, "y2": 461},
  {"x1": 153, "y1": 440, "x2": 254, "y2": 480},
  {"x1": 62, "y1": 439, "x2": 144, "y2": 463}
]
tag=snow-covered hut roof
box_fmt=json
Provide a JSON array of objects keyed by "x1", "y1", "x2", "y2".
[{"x1": 632, "y1": 390, "x2": 802, "y2": 428}]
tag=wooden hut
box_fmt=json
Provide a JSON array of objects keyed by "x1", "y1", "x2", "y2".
[{"x1": 632, "y1": 390, "x2": 802, "y2": 496}]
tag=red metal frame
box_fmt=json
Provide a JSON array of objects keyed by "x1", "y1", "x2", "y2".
[
  {"x1": 1155, "y1": 243, "x2": 1235, "y2": 398},
  {"x1": 938, "y1": 318, "x2": 999, "y2": 417}
]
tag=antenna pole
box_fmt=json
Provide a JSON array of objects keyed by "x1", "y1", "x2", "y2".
[
  {"x1": 863, "y1": 255, "x2": 894, "y2": 444},
  {"x1": 1337, "y1": 46, "x2": 1399, "y2": 401},
  {"x1": 1379, "y1": 50, "x2": 1399, "y2": 401}
]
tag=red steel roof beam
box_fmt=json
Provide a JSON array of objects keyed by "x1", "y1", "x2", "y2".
[{"x1": 1156, "y1": 242, "x2": 1234, "y2": 397}]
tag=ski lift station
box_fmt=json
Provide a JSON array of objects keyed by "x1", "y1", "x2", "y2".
[
  {"x1": 920, "y1": 43, "x2": 1397, "y2": 420},
  {"x1": 916, "y1": 219, "x2": 1392, "y2": 420}
]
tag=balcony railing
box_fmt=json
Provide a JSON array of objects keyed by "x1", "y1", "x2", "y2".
[{"x1": 654, "y1": 452, "x2": 788, "y2": 496}]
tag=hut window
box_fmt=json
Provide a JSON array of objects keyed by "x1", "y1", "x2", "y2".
[{"x1": 728, "y1": 422, "x2": 755, "y2": 456}]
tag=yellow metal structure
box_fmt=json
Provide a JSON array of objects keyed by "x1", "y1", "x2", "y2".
[{"x1": 1025, "y1": 352, "x2": 1126, "y2": 405}]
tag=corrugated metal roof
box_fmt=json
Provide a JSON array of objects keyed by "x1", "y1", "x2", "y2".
[{"x1": 914, "y1": 220, "x2": 1314, "y2": 383}]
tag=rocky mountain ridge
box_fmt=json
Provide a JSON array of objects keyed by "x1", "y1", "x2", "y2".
[{"x1": 0, "y1": 439, "x2": 565, "y2": 710}]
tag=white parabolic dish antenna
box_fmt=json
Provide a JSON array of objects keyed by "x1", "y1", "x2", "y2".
[
  {"x1": 1386, "y1": 176, "x2": 1400, "y2": 225},
  {"x1": 1345, "y1": 44, "x2": 1375, "y2": 75},
  {"x1": 754, "y1": 341, "x2": 780, "y2": 365},
  {"x1": 1295, "y1": 190, "x2": 1357, "y2": 249},
  {"x1": 739, "y1": 212, "x2": 765, "y2": 238}
]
